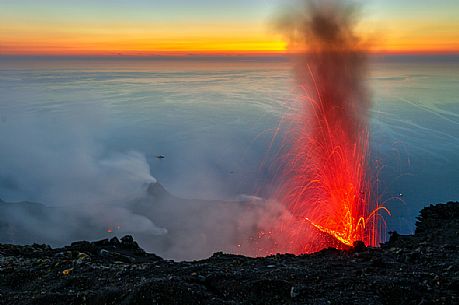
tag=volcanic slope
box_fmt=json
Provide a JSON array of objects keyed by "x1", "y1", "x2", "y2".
[{"x1": 0, "y1": 202, "x2": 458, "y2": 305}]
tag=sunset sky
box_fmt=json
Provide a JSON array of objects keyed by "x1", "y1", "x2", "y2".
[{"x1": 0, "y1": 0, "x2": 458, "y2": 56}]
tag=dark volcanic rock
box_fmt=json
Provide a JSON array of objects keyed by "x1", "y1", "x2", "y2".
[{"x1": 0, "y1": 202, "x2": 458, "y2": 305}]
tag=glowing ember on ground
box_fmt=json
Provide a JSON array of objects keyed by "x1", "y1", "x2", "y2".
[
  {"x1": 261, "y1": 0, "x2": 389, "y2": 254},
  {"x1": 106, "y1": 225, "x2": 121, "y2": 234}
]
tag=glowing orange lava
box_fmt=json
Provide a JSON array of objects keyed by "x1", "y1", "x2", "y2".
[
  {"x1": 271, "y1": 59, "x2": 389, "y2": 253},
  {"x1": 263, "y1": 0, "x2": 389, "y2": 254}
]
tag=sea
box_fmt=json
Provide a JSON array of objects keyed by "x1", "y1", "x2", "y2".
[{"x1": 0, "y1": 55, "x2": 458, "y2": 234}]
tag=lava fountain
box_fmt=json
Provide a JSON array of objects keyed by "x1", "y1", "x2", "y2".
[{"x1": 267, "y1": 0, "x2": 389, "y2": 254}]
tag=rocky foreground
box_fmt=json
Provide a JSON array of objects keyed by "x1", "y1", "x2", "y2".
[{"x1": 0, "y1": 202, "x2": 458, "y2": 305}]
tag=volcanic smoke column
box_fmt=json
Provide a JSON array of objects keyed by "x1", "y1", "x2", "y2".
[{"x1": 274, "y1": 0, "x2": 388, "y2": 253}]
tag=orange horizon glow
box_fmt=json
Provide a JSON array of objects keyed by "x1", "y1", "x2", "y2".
[
  {"x1": 2, "y1": 44, "x2": 459, "y2": 57},
  {"x1": 1, "y1": 20, "x2": 458, "y2": 57},
  {"x1": 2, "y1": 49, "x2": 458, "y2": 58},
  {"x1": 2, "y1": 35, "x2": 458, "y2": 57}
]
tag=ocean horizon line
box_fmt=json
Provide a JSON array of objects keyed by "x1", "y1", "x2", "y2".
[{"x1": 1, "y1": 51, "x2": 459, "y2": 61}]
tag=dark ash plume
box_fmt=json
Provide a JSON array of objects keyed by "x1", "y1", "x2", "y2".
[{"x1": 276, "y1": 0, "x2": 369, "y2": 140}]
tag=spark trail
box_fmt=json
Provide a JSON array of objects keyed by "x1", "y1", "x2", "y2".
[{"x1": 269, "y1": 0, "x2": 388, "y2": 254}]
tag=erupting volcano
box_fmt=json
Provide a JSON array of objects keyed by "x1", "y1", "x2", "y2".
[{"x1": 266, "y1": 0, "x2": 389, "y2": 254}]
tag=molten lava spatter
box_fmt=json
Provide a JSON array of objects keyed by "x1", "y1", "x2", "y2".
[{"x1": 269, "y1": 0, "x2": 388, "y2": 254}]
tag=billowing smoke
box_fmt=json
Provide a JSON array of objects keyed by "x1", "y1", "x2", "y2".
[
  {"x1": 0, "y1": 108, "x2": 283, "y2": 260},
  {"x1": 276, "y1": 0, "x2": 369, "y2": 136},
  {"x1": 0, "y1": 116, "x2": 167, "y2": 243}
]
